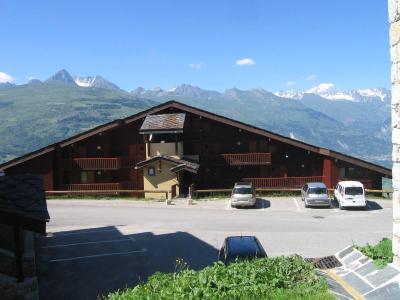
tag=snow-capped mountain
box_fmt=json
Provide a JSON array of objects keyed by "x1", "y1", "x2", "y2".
[
  {"x1": 131, "y1": 84, "x2": 220, "y2": 99},
  {"x1": 275, "y1": 83, "x2": 390, "y2": 103},
  {"x1": 74, "y1": 75, "x2": 121, "y2": 90},
  {"x1": 27, "y1": 78, "x2": 42, "y2": 85},
  {"x1": 274, "y1": 90, "x2": 303, "y2": 100},
  {"x1": 45, "y1": 69, "x2": 120, "y2": 90}
]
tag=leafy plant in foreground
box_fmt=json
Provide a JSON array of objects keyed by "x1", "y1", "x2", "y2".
[
  {"x1": 104, "y1": 255, "x2": 334, "y2": 300},
  {"x1": 356, "y1": 238, "x2": 393, "y2": 268}
]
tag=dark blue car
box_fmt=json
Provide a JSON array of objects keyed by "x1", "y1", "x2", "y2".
[{"x1": 218, "y1": 236, "x2": 267, "y2": 265}]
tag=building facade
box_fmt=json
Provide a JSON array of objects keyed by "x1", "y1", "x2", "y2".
[
  {"x1": 389, "y1": 0, "x2": 400, "y2": 266},
  {"x1": 0, "y1": 101, "x2": 391, "y2": 199}
]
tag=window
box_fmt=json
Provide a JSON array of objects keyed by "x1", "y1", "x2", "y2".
[
  {"x1": 148, "y1": 167, "x2": 156, "y2": 176},
  {"x1": 80, "y1": 172, "x2": 88, "y2": 183},
  {"x1": 308, "y1": 187, "x2": 327, "y2": 195},
  {"x1": 345, "y1": 187, "x2": 364, "y2": 196},
  {"x1": 233, "y1": 187, "x2": 253, "y2": 194}
]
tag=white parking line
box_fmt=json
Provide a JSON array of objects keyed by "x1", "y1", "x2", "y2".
[
  {"x1": 49, "y1": 248, "x2": 147, "y2": 263},
  {"x1": 42, "y1": 237, "x2": 136, "y2": 249},
  {"x1": 48, "y1": 228, "x2": 117, "y2": 237},
  {"x1": 226, "y1": 200, "x2": 232, "y2": 210},
  {"x1": 293, "y1": 198, "x2": 301, "y2": 212}
]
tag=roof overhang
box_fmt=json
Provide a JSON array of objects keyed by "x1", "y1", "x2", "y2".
[
  {"x1": 135, "y1": 155, "x2": 199, "y2": 174},
  {"x1": 139, "y1": 129, "x2": 183, "y2": 135},
  {"x1": 0, "y1": 175, "x2": 49, "y2": 234},
  {"x1": 139, "y1": 113, "x2": 185, "y2": 134}
]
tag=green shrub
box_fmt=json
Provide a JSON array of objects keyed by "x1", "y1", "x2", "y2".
[
  {"x1": 357, "y1": 238, "x2": 393, "y2": 268},
  {"x1": 104, "y1": 256, "x2": 334, "y2": 300}
]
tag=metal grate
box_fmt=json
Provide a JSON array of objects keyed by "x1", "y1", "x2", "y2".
[{"x1": 305, "y1": 256, "x2": 342, "y2": 269}]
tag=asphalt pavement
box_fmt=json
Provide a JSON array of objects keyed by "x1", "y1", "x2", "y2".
[{"x1": 35, "y1": 197, "x2": 392, "y2": 299}]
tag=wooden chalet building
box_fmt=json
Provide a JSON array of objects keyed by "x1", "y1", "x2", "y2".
[{"x1": 0, "y1": 101, "x2": 391, "y2": 198}]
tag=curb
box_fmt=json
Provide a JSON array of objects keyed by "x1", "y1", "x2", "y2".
[
  {"x1": 328, "y1": 245, "x2": 400, "y2": 299},
  {"x1": 325, "y1": 269, "x2": 365, "y2": 300}
]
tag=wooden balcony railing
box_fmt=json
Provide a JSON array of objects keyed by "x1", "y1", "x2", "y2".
[
  {"x1": 60, "y1": 181, "x2": 143, "y2": 191},
  {"x1": 60, "y1": 157, "x2": 138, "y2": 170},
  {"x1": 222, "y1": 153, "x2": 271, "y2": 165},
  {"x1": 203, "y1": 153, "x2": 271, "y2": 166},
  {"x1": 61, "y1": 183, "x2": 121, "y2": 191},
  {"x1": 243, "y1": 176, "x2": 325, "y2": 188}
]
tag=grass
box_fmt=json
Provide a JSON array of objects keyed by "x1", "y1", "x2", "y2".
[
  {"x1": 103, "y1": 256, "x2": 334, "y2": 300},
  {"x1": 356, "y1": 238, "x2": 393, "y2": 268}
]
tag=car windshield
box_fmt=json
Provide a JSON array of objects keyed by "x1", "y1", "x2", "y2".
[
  {"x1": 308, "y1": 187, "x2": 327, "y2": 194},
  {"x1": 233, "y1": 187, "x2": 253, "y2": 194},
  {"x1": 345, "y1": 187, "x2": 364, "y2": 195},
  {"x1": 227, "y1": 237, "x2": 264, "y2": 259}
]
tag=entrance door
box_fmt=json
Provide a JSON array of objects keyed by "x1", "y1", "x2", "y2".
[{"x1": 179, "y1": 171, "x2": 193, "y2": 197}]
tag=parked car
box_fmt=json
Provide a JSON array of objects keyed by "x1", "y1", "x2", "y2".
[
  {"x1": 334, "y1": 181, "x2": 367, "y2": 209},
  {"x1": 230, "y1": 182, "x2": 256, "y2": 208},
  {"x1": 218, "y1": 236, "x2": 267, "y2": 265},
  {"x1": 301, "y1": 182, "x2": 330, "y2": 208}
]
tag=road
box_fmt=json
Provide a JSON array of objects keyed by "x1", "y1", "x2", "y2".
[{"x1": 36, "y1": 197, "x2": 392, "y2": 299}]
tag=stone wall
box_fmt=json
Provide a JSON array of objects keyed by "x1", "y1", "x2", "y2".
[
  {"x1": 389, "y1": 0, "x2": 400, "y2": 266},
  {"x1": 0, "y1": 224, "x2": 39, "y2": 300}
]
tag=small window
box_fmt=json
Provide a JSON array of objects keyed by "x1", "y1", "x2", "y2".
[
  {"x1": 148, "y1": 167, "x2": 156, "y2": 176},
  {"x1": 81, "y1": 172, "x2": 88, "y2": 183},
  {"x1": 308, "y1": 187, "x2": 327, "y2": 195},
  {"x1": 345, "y1": 187, "x2": 364, "y2": 196}
]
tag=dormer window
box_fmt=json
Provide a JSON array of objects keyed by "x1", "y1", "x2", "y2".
[{"x1": 148, "y1": 167, "x2": 156, "y2": 176}]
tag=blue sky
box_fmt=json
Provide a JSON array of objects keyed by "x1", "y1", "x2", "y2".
[{"x1": 0, "y1": 0, "x2": 391, "y2": 92}]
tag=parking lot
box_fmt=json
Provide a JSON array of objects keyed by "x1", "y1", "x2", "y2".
[{"x1": 36, "y1": 197, "x2": 392, "y2": 299}]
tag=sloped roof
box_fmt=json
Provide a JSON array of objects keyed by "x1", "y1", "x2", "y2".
[
  {"x1": 0, "y1": 100, "x2": 392, "y2": 177},
  {"x1": 135, "y1": 155, "x2": 199, "y2": 174},
  {"x1": 0, "y1": 175, "x2": 49, "y2": 234},
  {"x1": 139, "y1": 113, "x2": 185, "y2": 134}
]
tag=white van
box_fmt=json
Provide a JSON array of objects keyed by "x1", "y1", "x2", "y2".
[{"x1": 334, "y1": 181, "x2": 367, "y2": 209}]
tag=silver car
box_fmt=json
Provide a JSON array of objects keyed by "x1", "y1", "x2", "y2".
[
  {"x1": 301, "y1": 182, "x2": 330, "y2": 208},
  {"x1": 231, "y1": 182, "x2": 256, "y2": 208}
]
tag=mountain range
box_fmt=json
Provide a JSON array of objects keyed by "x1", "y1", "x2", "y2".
[{"x1": 0, "y1": 69, "x2": 392, "y2": 167}]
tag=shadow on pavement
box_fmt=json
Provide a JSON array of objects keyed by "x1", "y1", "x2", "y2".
[
  {"x1": 330, "y1": 199, "x2": 383, "y2": 211},
  {"x1": 36, "y1": 226, "x2": 219, "y2": 300},
  {"x1": 233, "y1": 198, "x2": 270, "y2": 209},
  {"x1": 366, "y1": 200, "x2": 383, "y2": 211}
]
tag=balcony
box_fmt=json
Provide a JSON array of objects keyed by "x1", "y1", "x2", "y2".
[
  {"x1": 60, "y1": 157, "x2": 138, "y2": 170},
  {"x1": 147, "y1": 142, "x2": 183, "y2": 158},
  {"x1": 203, "y1": 153, "x2": 271, "y2": 166},
  {"x1": 60, "y1": 181, "x2": 142, "y2": 191},
  {"x1": 243, "y1": 176, "x2": 325, "y2": 188}
]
